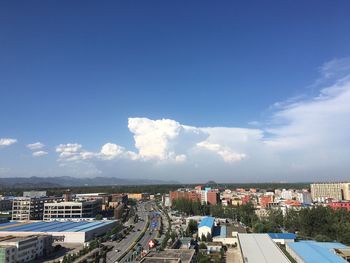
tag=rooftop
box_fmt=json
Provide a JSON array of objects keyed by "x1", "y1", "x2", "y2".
[
  {"x1": 142, "y1": 249, "x2": 195, "y2": 263},
  {"x1": 0, "y1": 221, "x2": 115, "y2": 233},
  {"x1": 198, "y1": 216, "x2": 215, "y2": 228},
  {"x1": 287, "y1": 241, "x2": 348, "y2": 263},
  {"x1": 238, "y1": 233, "x2": 291, "y2": 263}
]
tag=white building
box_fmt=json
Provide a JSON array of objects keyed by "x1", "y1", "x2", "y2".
[
  {"x1": 198, "y1": 217, "x2": 214, "y2": 238},
  {"x1": 0, "y1": 235, "x2": 53, "y2": 263},
  {"x1": 43, "y1": 200, "x2": 101, "y2": 220}
]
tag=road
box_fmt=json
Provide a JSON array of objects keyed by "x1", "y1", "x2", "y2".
[
  {"x1": 119, "y1": 205, "x2": 160, "y2": 263},
  {"x1": 106, "y1": 201, "x2": 154, "y2": 263}
]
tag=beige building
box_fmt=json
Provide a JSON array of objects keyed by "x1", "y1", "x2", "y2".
[
  {"x1": 12, "y1": 196, "x2": 64, "y2": 221},
  {"x1": 311, "y1": 183, "x2": 350, "y2": 202},
  {"x1": 0, "y1": 235, "x2": 53, "y2": 263},
  {"x1": 43, "y1": 200, "x2": 102, "y2": 220}
]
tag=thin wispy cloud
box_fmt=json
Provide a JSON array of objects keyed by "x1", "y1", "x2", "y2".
[{"x1": 27, "y1": 142, "x2": 45, "y2": 150}]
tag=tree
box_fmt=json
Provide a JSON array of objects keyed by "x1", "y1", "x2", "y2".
[
  {"x1": 201, "y1": 233, "x2": 207, "y2": 242},
  {"x1": 95, "y1": 214, "x2": 103, "y2": 220},
  {"x1": 170, "y1": 231, "x2": 177, "y2": 242},
  {"x1": 186, "y1": 219, "x2": 198, "y2": 236},
  {"x1": 206, "y1": 233, "x2": 213, "y2": 242},
  {"x1": 199, "y1": 242, "x2": 207, "y2": 249}
]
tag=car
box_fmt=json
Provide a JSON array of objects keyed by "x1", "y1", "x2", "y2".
[{"x1": 115, "y1": 249, "x2": 120, "y2": 252}]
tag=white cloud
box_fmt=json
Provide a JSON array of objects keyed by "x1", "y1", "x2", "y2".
[
  {"x1": 128, "y1": 118, "x2": 182, "y2": 160},
  {"x1": 100, "y1": 143, "x2": 126, "y2": 160},
  {"x1": 32, "y1": 151, "x2": 48, "y2": 157},
  {"x1": 27, "y1": 142, "x2": 45, "y2": 150},
  {"x1": 0, "y1": 138, "x2": 17, "y2": 147},
  {"x1": 197, "y1": 141, "x2": 246, "y2": 163},
  {"x1": 52, "y1": 57, "x2": 350, "y2": 181}
]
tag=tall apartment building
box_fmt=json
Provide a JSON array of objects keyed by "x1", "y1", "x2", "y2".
[
  {"x1": 0, "y1": 235, "x2": 53, "y2": 263},
  {"x1": 12, "y1": 196, "x2": 64, "y2": 221},
  {"x1": 311, "y1": 183, "x2": 350, "y2": 202},
  {"x1": 206, "y1": 190, "x2": 219, "y2": 205},
  {"x1": 43, "y1": 200, "x2": 102, "y2": 220},
  {"x1": 169, "y1": 190, "x2": 201, "y2": 204}
]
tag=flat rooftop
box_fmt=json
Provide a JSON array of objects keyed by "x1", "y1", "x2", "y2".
[
  {"x1": 143, "y1": 249, "x2": 195, "y2": 263},
  {"x1": 238, "y1": 233, "x2": 291, "y2": 263},
  {"x1": 0, "y1": 221, "x2": 115, "y2": 233},
  {"x1": 287, "y1": 241, "x2": 348, "y2": 263}
]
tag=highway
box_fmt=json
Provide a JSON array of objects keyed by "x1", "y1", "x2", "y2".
[
  {"x1": 106, "y1": 201, "x2": 154, "y2": 263},
  {"x1": 119, "y1": 211, "x2": 159, "y2": 263}
]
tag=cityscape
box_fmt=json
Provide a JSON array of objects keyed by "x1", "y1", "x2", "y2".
[
  {"x1": 1, "y1": 1, "x2": 350, "y2": 263},
  {"x1": 0, "y1": 183, "x2": 350, "y2": 262}
]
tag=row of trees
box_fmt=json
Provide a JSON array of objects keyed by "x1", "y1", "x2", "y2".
[
  {"x1": 172, "y1": 198, "x2": 350, "y2": 245},
  {"x1": 172, "y1": 198, "x2": 257, "y2": 226}
]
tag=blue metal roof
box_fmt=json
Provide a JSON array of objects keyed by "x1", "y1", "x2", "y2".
[
  {"x1": 268, "y1": 233, "x2": 296, "y2": 239},
  {"x1": 0, "y1": 221, "x2": 115, "y2": 233},
  {"x1": 198, "y1": 216, "x2": 214, "y2": 228},
  {"x1": 287, "y1": 241, "x2": 348, "y2": 263}
]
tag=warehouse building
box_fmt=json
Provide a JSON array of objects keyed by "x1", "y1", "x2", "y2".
[
  {"x1": 198, "y1": 216, "x2": 215, "y2": 238},
  {"x1": 286, "y1": 241, "x2": 348, "y2": 263},
  {"x1": 0, "y1": 221, "x2": 117, "y2": 243},
  {"x1": 238, "y1": 233, "x2": 291, "y2": 263}
]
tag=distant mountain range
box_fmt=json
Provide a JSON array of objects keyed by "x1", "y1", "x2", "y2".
[{"x1": 0, "y1": 176, "x2": 179, "y2": 188}]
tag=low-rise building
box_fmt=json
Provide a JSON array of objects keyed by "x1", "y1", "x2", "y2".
[
  {"x1": 141, "y1": 249, "x2": 196, "y2": 263},
  {"x1": 43, "y1": 200, "x2": 102, "y2": 220},
  {"x1": 327, "y1": 202, "x2": 350, "y2": 212},
  {"x1": 127, "y1": 193, "x2": 149, "y2": 200},
  {"x1": 12, "y1": 196, "x2": 64, "y2": 221},
  {"x1": 0, "y1": 221, "x2": 117, "y2": 243},
  {"x1": 238, "y1": 233, "x2": 291, "y2": 263},
  {"x1": 286, "y1": 241, "x2": 348, "y2": 263},
  {"x1": 198, "y1": 217, "x2": 214, "y2": 238},
  {"x1": 0, "y1": 235, "x2": 53, "y2": 263}
]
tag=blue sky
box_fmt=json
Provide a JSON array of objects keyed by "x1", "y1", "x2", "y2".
[{"x1": 1, "y1": 1, "x2": 350, "y2": 182}]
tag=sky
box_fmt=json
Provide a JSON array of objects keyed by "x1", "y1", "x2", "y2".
[{"x1": 1, "y1": 1, "x2": 350, "y2": 183}]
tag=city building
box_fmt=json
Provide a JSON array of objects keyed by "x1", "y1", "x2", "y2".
[
  {"x1": 23, "y1": 191, "x2": 47, "y2": 198},
  {"x1": 127, "y1": 193, "x2": 149, "y2": 200},
  {"x1": 259, "y1": 195, "x2": 274, "y2": 208},
  {"x1": 286, "y1": 241, "x2": 348, "y2": 263},
  {"x1": 238, "y1": 233, "x2": 291, "y2": 263},
  {"x1": 169, "y1": 190, "x2": 201, "y2": 204},
  {"x1": 75, "y1": 193, "x2": 111, "y2": 207},
  {"x1": 311, "y1": 183, "x2": 350, "y2": 202},
  {"x1": 0, "y1": 235, "x2": 53, "y2": 263},
  {"x1": 161, "y1": 194, "x2": 171, "y2": 207},
  {"x1": 327, "y1": 202, "x2": 350, "y2": 212},
  {"x1": 111, "y1": 193, "x2": 128, "y2": 204},
  {"x1": 114, "y1": 203, "x2": 124, "y2": 219},
  {"x1": 198, "y1": 216, "x2": 215, "y2": 238},
  {"x1": 43, "y1": 200, "x2": 102, "y2": 220},
  {"x1": 206, "y1": 190, "x2": 219, "y2": 205},
  {"x1": 0, "y1": 221, "x2": 117, "y2": 243},
  {"x1": 12, "y1": 196, "x2": 64, "y2": 221}
]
